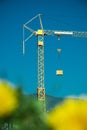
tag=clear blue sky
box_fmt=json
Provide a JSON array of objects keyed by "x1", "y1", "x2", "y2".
[{"x1": 0, "y1": 0, "x2": 87, "y2": 97}]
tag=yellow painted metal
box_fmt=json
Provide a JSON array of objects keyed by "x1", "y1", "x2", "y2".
[
  {"x1": 37, "y1": 30, "x2": 44, "y2": 35},
  {"x1": 37, "y1": 87, "x2": 46, "y2": 112},
  {"x1": 56, "y1": 70, "x2": 63, "y2": 75},
  {"x1": 37, "y1": 87, "x2": 45, "y2": 100},
  {"x1": 38, "y1": 41, "x2": 44, "y2": 46}
]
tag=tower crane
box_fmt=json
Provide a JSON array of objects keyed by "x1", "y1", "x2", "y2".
[{"x1": 23, "y1": 14, "x2": 87, "y2": 112}]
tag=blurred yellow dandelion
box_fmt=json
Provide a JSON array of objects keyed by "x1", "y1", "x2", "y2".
[
  {"x1": 0, "y1": 80, "x2": 18, "y2": 117},
  {"x1": 47, "y1": 98, "x2": 87, "y2": 130}
]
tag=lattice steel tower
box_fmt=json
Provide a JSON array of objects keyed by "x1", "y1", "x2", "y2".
[
  {"x1": 23, "y1": 14, "x2": 46, "y2": 111},
  {"x1": 37, "y1": 30, "x2": 45, "y2": 111}
]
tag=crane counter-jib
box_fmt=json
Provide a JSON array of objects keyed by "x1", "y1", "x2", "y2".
[{"x1": 54, "y1": 31, "x2": 73, "y2": 35}]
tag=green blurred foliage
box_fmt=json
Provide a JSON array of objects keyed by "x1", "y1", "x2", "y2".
[{"x1": 0, "y1": 87, "x2": 51, "y2": 130}]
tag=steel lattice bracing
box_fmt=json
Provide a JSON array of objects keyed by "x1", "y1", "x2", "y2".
[
  {"x1": 38, "y1": 45, "x2": 44, "y2": 88},
  {"x1": 37, "y1": 33, "x2": 46, "y2": 112}
]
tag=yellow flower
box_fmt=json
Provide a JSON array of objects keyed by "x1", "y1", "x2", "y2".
[
  {"x1": 0, "y1": 80, "x2": 18, "y2": 117},
  {"x1": 47, "y1": 99, "x2": 87, "y2": 130}
]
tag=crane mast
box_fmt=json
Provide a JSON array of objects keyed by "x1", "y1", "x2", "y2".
[
  {"x1": 37, "y1": 30, "x2": 45, "y2": 111},
  {"x1": 23, "y1": 14, "x2": 87, "y2": 112}
]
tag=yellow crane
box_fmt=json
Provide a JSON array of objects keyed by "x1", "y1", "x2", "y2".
[{"x1": 23, "y1": 14, "x2": 87, "y2": 112}]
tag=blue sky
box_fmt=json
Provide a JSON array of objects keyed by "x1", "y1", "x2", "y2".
[{"x1": 0, "y1": 0, "x2": 87, "y2": 97}]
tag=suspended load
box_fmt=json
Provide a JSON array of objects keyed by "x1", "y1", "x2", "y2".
[
  {"x1": 56, "y1": 48, "x2": 63, "y2": 75},
  {"x1": 57, "y1": 48, "x2": 62, "y2": 53},
  {"x1": 56, "y1": 70, "x2": 63, "y2": 75}
]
